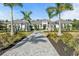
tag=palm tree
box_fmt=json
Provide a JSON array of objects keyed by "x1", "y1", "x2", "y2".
[
  {"x1": 47, "y1": 3, "x2": 73, "y2": 36},
  {"x1": 21, "y1": 11, "x2": 33, "y2": 31},
  {"x1": 3, "y1": 3, "x2": 23, "y2": 36},
  {"x1": 46, "y1": 7, "x2": 58, "y2": 31}
]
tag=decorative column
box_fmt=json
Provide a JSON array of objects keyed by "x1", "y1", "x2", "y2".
[
  {"x1": 53, "y1": 24, "x2": 55, "y2": 31},
  {"x1": 17, "y1": 24, "x2": 19, "y2": 32},
  {"x1": 21, "y1": 24, "x2": 22, "y2": 31},
  {"x1": 63, "y1": 24, "x2": 65, "y2": 31},
  {"x1": 24, "y1": 24, "x2": 26, "y2": 31},
  {"x1": 52, "y1": 24, "x2": 54, "y2": 31},
  {"x1": 39, "y1": 24, "x2": 41, "y2": 30},
  {"x1": 46, "y1": 24, "x2": 48, "y2": 31},
  {"x1": 70, "y1": 24, "x2": 72, "y2": 31},
  {"x1": 66, "y1": 24, "x2": 67, "y2": 31}
]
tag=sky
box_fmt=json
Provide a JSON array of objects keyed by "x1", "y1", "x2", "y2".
[{"x1": 0, "y1": 3, "x2": 79, "y2": 21}]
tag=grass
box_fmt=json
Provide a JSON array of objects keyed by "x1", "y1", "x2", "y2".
[
  {"x1": 46, "y1": 31, "x2": 79, "y2": 46},
  {"x1": 68, "y1": 32, "x2": 79, "y2": 38},
  {"x1": 44, "y1": 31, "x2": 79, "y2": 37},
  {"x1": 0, "y1": 31, "x2": 32, "y2": 49}
]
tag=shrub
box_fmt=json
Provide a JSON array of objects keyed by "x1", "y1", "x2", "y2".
[
  {"x1": 74, "y1": 45, "x2": 79, "y2": 55},
  {"x1": 47, "y1": 32, "x2": 79, "y2": 55},
  {"x1": 60, "y1": 33, "x2": 73, "y2": 44},
  {"x1": 60, "y1": 32, "x2": 77, "y2": 48},
  {"x1": 0, "y1": 32, "x2": 31, "y2": 49},
  {"x1": 48, "y1": 32, "x2": 77, "y2": 48},
  {"x1": 0, "y1": 33, "x2": 10, "y2": 47},
  {"x1": 47, "y1": 32, "x2": 59, "y2": 43}
]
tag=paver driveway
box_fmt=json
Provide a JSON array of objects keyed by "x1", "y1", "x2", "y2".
[{"x1": 2, "y1": 31, "x2": 59, "y2": 56}]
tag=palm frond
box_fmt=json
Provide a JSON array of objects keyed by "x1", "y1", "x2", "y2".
[
  {"x1": 28, "y1": 11, "x2": 32, "y2": 15},
  {"x1": 21, "y1": 11, "x2": 32, "y2": 23},
  {"x1": 64, "y1": 3, "x2": 73, "y2": 10},
  {"x1": 3, "y1": 3, "x2": 23, "y2": 8},
  {"x1": 21, "y1": 11, "x2": 26, "y2": 15},
  {"x1": 46, "y1": 7, "x2": 57, "y2": 19},
  {"x1": 16, "y1": 3, "x2": 23, "y2": 7}
]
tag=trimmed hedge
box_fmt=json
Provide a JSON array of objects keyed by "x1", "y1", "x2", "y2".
[{"x1": 47, "y1": 32, "x2": 58, "y2": 43}]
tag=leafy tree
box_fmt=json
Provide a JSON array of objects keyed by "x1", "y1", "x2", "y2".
[
  {"x1": 0, "y1": 21, "x2": 4, "y2": 30},
  {"x1": 0, "y1": 21, "x2": 7, "y2": 32},
  {"x1": 72, "y1": 19, "x2": 79, "y2": 30}
]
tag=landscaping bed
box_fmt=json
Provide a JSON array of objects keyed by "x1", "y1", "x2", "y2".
[
  {"x1": 47, "y1": 32, "x2": 79, "y2": 56},
  {"x1": 0, "y1": 32, "x2": 32, "y2": 55}
]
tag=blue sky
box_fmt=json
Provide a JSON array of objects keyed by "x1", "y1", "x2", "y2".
[{"x1": 0, "y1": 3, "x2": 79, "y2": 21}]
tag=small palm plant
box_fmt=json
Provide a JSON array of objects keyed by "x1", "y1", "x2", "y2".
[
  {"x1": 21, "y1": 11, "x2": 33, "y2": 31},
  {"x1": 46, "y1": 7, "x2": 58, "y2": 31}
]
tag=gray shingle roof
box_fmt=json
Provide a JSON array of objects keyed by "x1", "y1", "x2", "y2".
[
  {"x1": 0, "y1": 19, "x2": 73, "y2": 25},
  {"x1": 6, "y1": 20, "x2": 29, "y2": 24},
  {"x1": 55, "y1": 20, "x2": 73, "y2": 24}
]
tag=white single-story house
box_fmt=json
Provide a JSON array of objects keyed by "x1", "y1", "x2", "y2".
[{"x1": 1, "y1": 19, "x2": 73, "y2": 31}]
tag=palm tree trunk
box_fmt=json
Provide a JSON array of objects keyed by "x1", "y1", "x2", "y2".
[
  {"x1": 10, "y1": 7, "x2": 14, "y2": 36},
  {"x1": 58, "y1": 13, "x2": 62, "y2": 36},
  {"x1": 48, "y1": 19, "x2": 51, "y2": 32},
  {"x1": 29, "y1": 21, "x2": 32, "y2": 31},
  {"x1": 25, "y1": 24, "x2": 27, "y2": 31}
]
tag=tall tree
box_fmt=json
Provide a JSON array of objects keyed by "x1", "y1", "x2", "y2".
[
  {"x1": 46, "y1": 7, "x2": 58, "y2": 31},
  {"x1": 47, "y1": 3, "x2": 73, "y2": 36},
  {"x1": 21, "y1": 11, "x2": 33, "y2": 31},
  {"x1": 72, "y1": 19, "x2": 79, "y2": 30},
  {"x1": 3, "y1": 3, "x2": 23, "y2": 36}
]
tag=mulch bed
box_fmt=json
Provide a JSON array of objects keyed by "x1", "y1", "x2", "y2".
[
  {"x1": 47, "y1": 37, "x2": 75, "y2": 56},
  {"x1": 0, "y1": 36, "x2": 26, "y2": 55}
]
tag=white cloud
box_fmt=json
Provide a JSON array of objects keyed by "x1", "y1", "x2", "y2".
[
  {"x1": 0, "y1": 10, "x2": 10, "y2": 20},
  {"x1": 60, "y1": 3, "x2": 79, "y2": 20}
]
